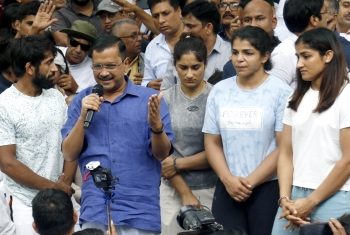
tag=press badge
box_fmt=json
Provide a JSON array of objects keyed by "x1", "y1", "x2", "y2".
[{"x1": 219, "y1": 107, "x2": 263, "y2": 130}]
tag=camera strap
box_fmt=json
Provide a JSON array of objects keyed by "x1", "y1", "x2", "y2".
[{"x1": 82, "y1": 171, "x2": 92, "y2": 182}]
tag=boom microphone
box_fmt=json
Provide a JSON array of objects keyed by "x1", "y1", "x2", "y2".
[{"x1": 84, "y1": 84, "x2": 104, "y2": 128}]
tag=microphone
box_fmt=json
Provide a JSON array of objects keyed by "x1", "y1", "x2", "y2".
[{"x1": 84, "y1": 84, "x2": 104, "y2": 128}]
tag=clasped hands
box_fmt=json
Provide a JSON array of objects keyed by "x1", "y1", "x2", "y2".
[
  {"x1": 279, "y1": 197, "x2": 317, "y2": 229},
  {"x1": 222, "y1": 175, "x2": 253, "y2": 202},
  {"x1": 161, "y1": 155, "x2": 177, "y2": 179}
]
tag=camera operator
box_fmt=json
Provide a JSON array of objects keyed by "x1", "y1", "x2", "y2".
[{"x1": 61, "y1": 34, "x2": 174, "y2": 235}]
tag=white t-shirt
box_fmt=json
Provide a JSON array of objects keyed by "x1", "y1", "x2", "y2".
[
  {"x1": 274, "y1": 0, "x2": 294, "y2": 41},
  {"x1": 284, "y1": 84, "x2": 350, "y2": 191},
  {"x1": 270, "y1": 34, "x2": 298, "y2": 89},
  {"x1": 58, "y1": 47, "x2": 96, "y2": 92},
  {"x1": 0, "y1": 85, "x2": 67, "y2": 206}
]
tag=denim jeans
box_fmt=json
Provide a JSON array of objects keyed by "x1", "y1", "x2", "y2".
[{"x1": 271, "y1": 186, "x2": 350, "y2": 235}]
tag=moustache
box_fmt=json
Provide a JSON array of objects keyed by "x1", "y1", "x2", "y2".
[
  {"x1": 98, "y1": 76, "x2": 113, "y2": 81},
  {"x1": 223, "y1": 12, "x2": 235, "y2": 18}
]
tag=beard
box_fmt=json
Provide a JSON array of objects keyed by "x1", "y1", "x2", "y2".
[
  {"x1": 32, "y1": 73, "x2": 55, "y2": 90},
  {"x1": 72, "y1": 0, "x2": 90, "y2": 6}
]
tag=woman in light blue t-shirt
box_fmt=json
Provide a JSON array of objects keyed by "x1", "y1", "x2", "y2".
[{"x1": 202, "y1": 26, "x2": 291, "y2": 235}]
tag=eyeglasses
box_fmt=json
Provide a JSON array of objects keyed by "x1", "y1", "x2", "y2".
[
  {"x1": 218, "y1": 2, "x2": 240, "y2": 11},
  {"x1": 91, "y1": 62, "x2": 123, "y2": 71},
  {"x1": 69, "y1": 38, "x2": 91, "y2": 52},
  {"x1": 118, "y1": 32, "x2": 142, "y2": 40},
  {"x1": 320, "y1": 11, "x2": 332, "y2": 15}
]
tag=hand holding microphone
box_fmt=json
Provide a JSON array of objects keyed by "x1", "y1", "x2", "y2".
[{"x1": 81, "y1": 84, "x2": 104, "y2": 128}]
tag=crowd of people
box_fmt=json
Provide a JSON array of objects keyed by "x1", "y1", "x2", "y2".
[{"x1": 0, "y1": 0, "x2": 350, "y2": 234}]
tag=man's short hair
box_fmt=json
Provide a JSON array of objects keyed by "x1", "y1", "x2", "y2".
[
  {"x1": 2, "y1": 3, "x2": 21, "y2": 29},
  {"x1": 73, "y1": 228, "x2": 104, "y2": 235},
  {"x1": 182, "y1": 0, "x2": 221, "y2": 34},
  {"x1": 0, "y1": 28, "x2": 12, "y2": 72},
  {"x1": 329, "y1": 0, "x2": 339, "y2": 14},
  {"x1": 92, "y1": 34, "x2": 127, "y2": 60},
  {"x1": 32, "y1": 189, "x2": 74, "y2": 235},
  {"x1": 15, "y1": 1, "x2": 40, "y2": 21},
  {"x1": 10, "y1": 34, "x2": 57, "y2": 77},
  {"x1": 112, "y1": 18, "x2": 138, "y2": 32},
  {"x1": 147, "y1": 0, "x2": 180, "y2": 12},
  {"x1": 283, "y1": 0, "x2": 324, "y2": 34}
]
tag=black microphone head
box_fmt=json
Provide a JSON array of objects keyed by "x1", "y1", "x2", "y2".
[{"x1": 92, "y1": 84, "x2": 103, "y2": 96}]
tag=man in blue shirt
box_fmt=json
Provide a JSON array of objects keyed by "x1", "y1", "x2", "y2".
[{"x1": 61, "y1": 34, "x2": 174, "y2": 235}]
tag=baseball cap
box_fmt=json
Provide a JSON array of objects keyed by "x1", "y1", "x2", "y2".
[
  {"x1": 97, "y1": 0, "x2": 122, "y2": 14},
  {"x1": 60, "y1": 20, "x2": 97, "y2": 42}
]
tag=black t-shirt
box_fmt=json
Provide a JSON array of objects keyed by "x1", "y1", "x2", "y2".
[{"x1": 0, "y1": 72, "x2": 12, "y2": 94}]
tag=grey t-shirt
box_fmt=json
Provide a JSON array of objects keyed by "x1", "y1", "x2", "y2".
[{"x1": 163, "y1": 83, "x2": 217, "y2": 190}]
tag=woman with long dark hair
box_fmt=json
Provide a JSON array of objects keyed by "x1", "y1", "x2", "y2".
[
  {"x1": 202, "y1": 26, "x2": 291, "y2": 235},
  {"x1": 272, "y1": 27, "x2": 350, "y2": 235}
]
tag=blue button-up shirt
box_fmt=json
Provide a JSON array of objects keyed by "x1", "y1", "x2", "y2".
[{"x1": 61, "y1": 78, "x2": 174, "y2": 232}]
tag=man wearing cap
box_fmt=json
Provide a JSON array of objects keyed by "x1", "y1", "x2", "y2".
[
  {"x1": 96, "y1": 0, "x2": 124, "y2": 33},
  {"x1": 51, "y1": 0, "x2": 103, "y2": 46},
  {"x1": 59, "y1": 20, "x2": 97, "y2": 92}
]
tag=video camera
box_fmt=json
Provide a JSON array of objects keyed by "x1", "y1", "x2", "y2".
[
  {"x1": 300, "y1": 213, "x2": 350, "y2": 235},
  {"x1": 86, "y1": 161, "x2": 118, "y2": 234},
  {"x1": 177, "y1": 205, "x2": 224, "y2": 235}
]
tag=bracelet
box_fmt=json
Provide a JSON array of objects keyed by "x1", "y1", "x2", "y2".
[
  {"x1": 173, "y1": 157, "x2": 180, "y2": 173},
  {"x1": 151, "y1": 123, "x2": 164, "y2": 134},
  {"x1": 278, "y1": 196, "x2": 290, "y2": 207}
]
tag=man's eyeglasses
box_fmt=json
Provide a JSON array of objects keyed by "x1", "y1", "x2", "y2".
[
  {"x1": 91, "y1": 62, "x2": 123, "y2": 71},
  {"x1": 218, "y1": 2, "x2": 240, "y2": 11},
  {"x1": 118, "y1": 32, "x2": 142, "y2": 40},
  {"x1": 69, "y1": 38, "x2": 91, "y2": 52}
]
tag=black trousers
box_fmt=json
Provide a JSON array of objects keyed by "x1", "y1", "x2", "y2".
[{"x1": 212, "y1": 179, "x2": 279, "y2": 235}]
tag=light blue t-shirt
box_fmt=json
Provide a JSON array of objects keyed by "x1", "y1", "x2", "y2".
[{"x1": 202, "y1": 75, "x2": 292, "y2": 177}]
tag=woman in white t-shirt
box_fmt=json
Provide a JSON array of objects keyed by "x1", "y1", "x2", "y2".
[{"x1": 272, "y1": 27, "x2": 350, "y2": 235}]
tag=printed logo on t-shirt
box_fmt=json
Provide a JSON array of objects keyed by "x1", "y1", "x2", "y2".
[
  {"x1": 187, "y1": 105, "x2": 199, "y2": 112},
  {"x1": 219, "y1": 107, "x2": 263, "y2": 129}
]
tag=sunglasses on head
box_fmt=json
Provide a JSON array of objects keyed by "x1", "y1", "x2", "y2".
[{"x1": 69, "y1": 38, "x2": 91, "y2": 52}]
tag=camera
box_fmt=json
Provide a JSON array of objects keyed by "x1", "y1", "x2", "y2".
[
  {"x1": 86, "y1": 161, "x2": 116, "y2": 191},
  {"x1": 300, "y1": 213, "x2": 350, "y2": 235},
  {"x1": 177, "y1": 205, "x2": 223, "y2": 234}
]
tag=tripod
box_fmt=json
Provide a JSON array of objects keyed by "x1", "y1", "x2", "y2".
[{"x1": 102, "y1": 186, "x2": 114, "y2": 235}]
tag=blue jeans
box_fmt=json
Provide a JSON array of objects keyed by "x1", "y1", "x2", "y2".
[{"x1": 271, "y1": 186, "x2": 350, "y2": 235}]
